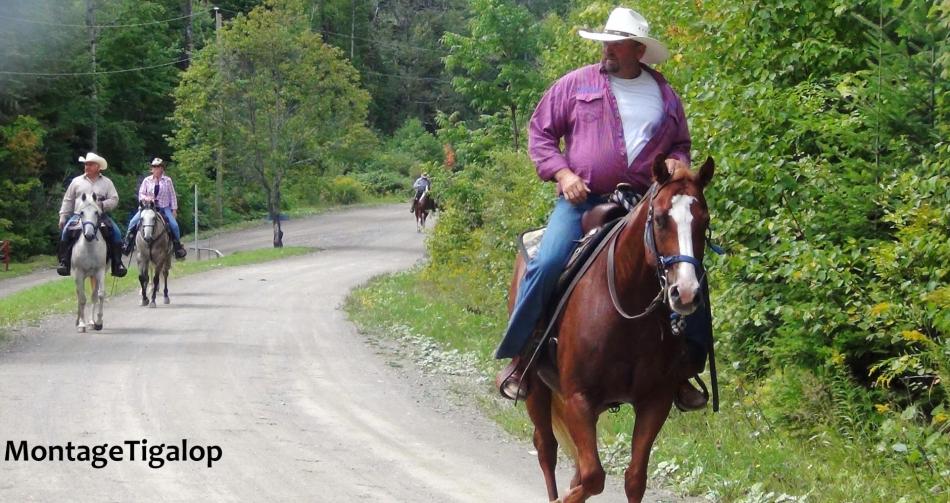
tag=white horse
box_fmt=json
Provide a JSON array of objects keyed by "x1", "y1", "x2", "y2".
[
  {"x1": 135, "y1": 201, "x2": 172, "y2": 307},
  {"x1": 71, "y1": 193, "x2": 108, "y2": 332}
]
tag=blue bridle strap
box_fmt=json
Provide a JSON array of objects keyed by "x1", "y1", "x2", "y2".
[{"x1": 659, "y1": 254, "x2": 703, "y2": 269}]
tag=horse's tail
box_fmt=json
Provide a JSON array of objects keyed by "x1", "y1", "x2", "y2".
[{"x1": 550, "y1": 392, "x2": 578, "y2": 462}]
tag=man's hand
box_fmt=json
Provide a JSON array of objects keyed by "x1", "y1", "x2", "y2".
[
  {"x1": 58, "y1": 221, "x2": 64, "y2": 231},
  {"x1": 665, "y1": 157, "x2": 688, "y2": 174},
  {"x1": 554, "y1": 168, "x2": 590, "y2": 204},
  {"x1": 172, "y1": 210, "x2": 178, "y2": 218}
]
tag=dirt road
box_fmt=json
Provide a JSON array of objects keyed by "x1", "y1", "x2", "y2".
[{"x1": 0, "y1": 205, "x2": 691, "y2": 502}]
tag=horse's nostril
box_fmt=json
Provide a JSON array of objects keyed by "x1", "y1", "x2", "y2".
[{"x1": 670, "y1": 286, "x2": 680, "y2": 300}]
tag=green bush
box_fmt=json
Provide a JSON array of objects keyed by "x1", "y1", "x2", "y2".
[
  {"x1": 352, "y1": 169, "x2": 409, "y2": 195},
  {"x1": 324, "y1": 176, "x2": 365, "y2": 205}
]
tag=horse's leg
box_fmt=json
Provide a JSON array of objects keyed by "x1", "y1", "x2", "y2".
[
  {"x1": 150, "y1": 265, "x2": 160, "y2": 307},
  {"x1": 75, "y1": 274, "x2": 86, "y2": 333},
  {"x1": 623, "y1": 397, "x2": 673, "y2": 502},
  {"x1": 139, "y1": 266, "x2": 149, "y2": 306},
  {"x1": 526, "y1": 377, "x2": 559, "y2": 502},
  {"x1": 92, "y1": 273, "x2": 104, "y2": 330},
  {"x1": 162, "y1": 264, "x2": 170, "y2": 304},
  {"x1": 560, "y1": 394, "x2": 605, "y2": 503}
]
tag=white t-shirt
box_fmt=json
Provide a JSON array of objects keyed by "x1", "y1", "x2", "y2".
[{"x1": 609, "y1": 71, "x2": 663, "y2": 164}]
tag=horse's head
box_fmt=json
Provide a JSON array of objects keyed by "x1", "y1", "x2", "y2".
[
  {"x1": 76, "y1": 193, "x2": 102, "y2": 241},
  {"x1": 140, "y1": 205, "x2": 159, "y2": 243},
  {"x1": 647, "y1": 156, "x2": 715, "y2": 315}
]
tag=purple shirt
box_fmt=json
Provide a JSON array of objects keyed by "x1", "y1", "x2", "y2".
[
  {"x1": 528, "y1": 63, "x2": 691, "y2": 194},
  {"x1": 138, "y1": 174, "x2": 178, "y2": 211}
]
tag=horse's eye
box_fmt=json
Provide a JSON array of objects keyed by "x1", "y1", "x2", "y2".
[{"x1": 656, "y1": 214, "x2": 670, "y2": 227}]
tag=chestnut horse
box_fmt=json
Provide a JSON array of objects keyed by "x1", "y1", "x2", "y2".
[
  {"x1": 511, "y1": 156, "x2": 714, "y2": 502},
  {"x1": 413, "y1": 190, "x2": 436, "y2": 232}
]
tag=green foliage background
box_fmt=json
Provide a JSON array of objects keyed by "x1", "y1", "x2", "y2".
[{"x1": 424, "y1": 0, "x2": 949, "y2": 497}]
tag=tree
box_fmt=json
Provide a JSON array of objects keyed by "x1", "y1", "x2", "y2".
[
  {"x1": 442, "y1": 0, "x2": 545, "y2": 150},
  {"x1": 170, "y1": 0, "x2": 371, "y2": 246},
  {"x1": 0, "y1": 116, "x2": 47, "y2": 257}
]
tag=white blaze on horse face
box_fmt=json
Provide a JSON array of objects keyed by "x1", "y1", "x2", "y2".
[{"x1": 668, "y1": 194, "x2": 700, "y2": 312}]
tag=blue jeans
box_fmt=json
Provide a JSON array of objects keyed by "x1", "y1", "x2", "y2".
[
  {"x1": 495, "y1": 196, "x2": 605, "y2": 359},
  {"x1": 128, "y1": 207, "x2": 180, "y2": 240},
  {"x1": 61, "y1": 214, "x2": 122, "y2": 244},
  {"x1": 494, "y1": 195, "x2": 711, "y2": 368}
]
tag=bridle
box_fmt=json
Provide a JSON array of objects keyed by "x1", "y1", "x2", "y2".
[
  {"x1": 76, "y1": 204, "x2": 101, "y2": 241},
  {"x1": 140, "y1": 206, "x2": 168, "y2": 246},
  {"x1": 606, "y1": 181, "x2": 707, "y2": 320}
]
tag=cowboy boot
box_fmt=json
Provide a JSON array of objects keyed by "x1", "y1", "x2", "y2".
[
  {"x1": 173, "y1": 240, "x2": 187, "y2": 259},
  {"x1": 109, "y1": 241, "x2": 127, "y2": 277},
  {"x1": 495, "y1": 355, "x2": 528, "y2": 400},
  {"x1": 56, "y1": 239, "x2": 72, "y2": 276}
]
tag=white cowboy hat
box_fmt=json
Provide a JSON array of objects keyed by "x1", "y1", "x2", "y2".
[
  {"x1": 78, "y1": 152, "x2": 108, "y2": 171},
  {"x1": 150, "y1": 157, "x2": 165, "y2": 166},
  {"x1": 578, "y1": 8, "x2": 670, "y2": 65}
]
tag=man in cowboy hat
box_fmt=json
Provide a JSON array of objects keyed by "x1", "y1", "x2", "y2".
[
  {"x1": 57, "y1": 152, "x2": 127, "y2": 277},
  {"x1": 122, "y1": 158, "x2": 187, "y2": 259},
  {"x1": 410, "y1": 171, "x2": 431, "y2": 213},
  {"x1": 493, "y1": 7, "x2": 710, "y2": 411}
]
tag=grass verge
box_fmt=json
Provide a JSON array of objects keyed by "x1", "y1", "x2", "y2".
[
  {"x1": 345, "y1": 269, "x2": 945, "y2": 503},
  {"x1": 0, "y1": 246, "x2": 312, "y2": 331},
  {"x1": 0, "y1": 255, "x2": 56, "y2": 279}
]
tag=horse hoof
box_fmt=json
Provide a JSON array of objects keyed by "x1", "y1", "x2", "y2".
[
  {"x1": 77, "y1": 326, "x2": 86, "y2": 333},
  {"x1": 149, "y1": 302, "x2": 157, "y2": 308},
  {"x1": 163, "y1": 298, "x2": 170, "y2": 305},
  {"x1": 93, "y1": 323, "x2": 103, "y2": 331},
  {"x1": 141, "y1": 300, "x2": 149, "y2": 307}
]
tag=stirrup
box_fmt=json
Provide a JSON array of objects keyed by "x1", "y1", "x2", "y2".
[
  {"x1": 495, "y1": 361, "x2": 528, "y2": 401},
  {"x1": 673, "y1": 376, "x2": 709, "y2": 412}
]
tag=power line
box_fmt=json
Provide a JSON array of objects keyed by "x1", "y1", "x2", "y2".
[
  {"x1": 0, "y1": 57, "x2": 189, "y2": 77},
  {"x1": 320, "y1": 29, "x2": 446, "y2": 55},
  {"x1": 213, "y1": 6, "x2": 447, "y2": 56},
  {"x1": 362, "y1": 69, "x2": 451, "y2": 84},
  {"x1": 0, "y1": 12, "x2": 202, "y2": 29}
]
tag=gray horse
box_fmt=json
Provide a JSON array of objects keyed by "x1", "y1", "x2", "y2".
[
  {"x1": 71, "y1": 193, "x2": 108, "y2": 332},
  {"x1": 134, "y1": 201, "x2": 172, "y2": 307}
]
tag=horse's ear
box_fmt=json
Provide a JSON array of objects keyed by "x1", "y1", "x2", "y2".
[
  {"x1": 698, "y1": 156, "x2": 715, "y2": 188},
  {"x1": 652, "y1": 155, "x2": 671, "y2": 184}
]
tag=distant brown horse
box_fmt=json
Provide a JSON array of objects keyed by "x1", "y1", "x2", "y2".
[
  {"x1": 413, "y1": 190, "x2": 436, "y2": 232},
  {"x1": 512, "y1": 156, "x2": 714, "y2": 502}
]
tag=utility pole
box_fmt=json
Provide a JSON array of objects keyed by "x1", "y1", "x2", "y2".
[
  {"x1": 86, "y1": 0, "x2": 98, "y2": 151},
  {"x1": 183, "y1": 0, "x2": 194, "y2": 63},
  {"x1": 214, "y1": 6, "x2": 224, "y2": 226}
]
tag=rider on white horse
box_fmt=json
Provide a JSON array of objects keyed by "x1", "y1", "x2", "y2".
[
  {"x1": 122, "y1": 157, "x2": 187, "y2": 259},
  {"x1": 57, "y1": 152, "x2": 127, "y2": 277}
]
